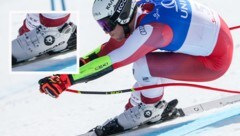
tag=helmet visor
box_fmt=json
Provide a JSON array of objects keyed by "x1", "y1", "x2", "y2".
[{"x1": 97, "y1": 17, "x2": 117, "y2": 32}]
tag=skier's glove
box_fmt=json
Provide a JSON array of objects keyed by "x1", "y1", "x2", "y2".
[{"x1": 38, "y1": 74, "x2": 72, "y2": 98}]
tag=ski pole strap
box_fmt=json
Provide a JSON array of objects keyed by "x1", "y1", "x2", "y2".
[{"x1": 66, "y1": 83, "x2": 240, "y2": 95}]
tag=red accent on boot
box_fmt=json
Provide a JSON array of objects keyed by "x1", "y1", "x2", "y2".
[
  {"x1": 125, "y1": 99, "x2": 134, "y2": 110},
  {"x1": 140, "y1": 93, "x2": 163, "y2": 104},
  {"x1": 18, "y1": 20, "x2": 30, "y2": 36},
  {"x1": 40, "y1": 14, "x2": 70, "y2": 27}
]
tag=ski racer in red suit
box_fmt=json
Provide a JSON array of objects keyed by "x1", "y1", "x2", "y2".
[{"x1": 38, "y1": 0, "x2": 233, "y2": 135}]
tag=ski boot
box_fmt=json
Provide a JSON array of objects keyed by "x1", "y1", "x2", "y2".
[
  {"x1": 12, "y1": 21, "x2": 74, "y2": 64},
  {"x1": 159, "y1": 99, "x2": 179, "y2": 122},
  {"x1": 47, "y1": 22, "x2": 77, "y2": 55},
  {"x1": 90, "y1": 100, "x2": 167, "y2": 136}
]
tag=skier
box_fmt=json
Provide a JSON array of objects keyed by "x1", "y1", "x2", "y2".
[
  {"x1": 12, "y1": 13, "x2": 76, "y2": 65},
  {"x1": 38, "y1": 0, "x2": 233, "y2": 135}
]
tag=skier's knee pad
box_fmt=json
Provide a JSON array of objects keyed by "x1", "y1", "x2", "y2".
[
  {"x1": 133, "y1": 56, "x2": 160, "y2": 86},
  {"x1": 133, "y1": 57, "x2": 163, "y2": 99}
]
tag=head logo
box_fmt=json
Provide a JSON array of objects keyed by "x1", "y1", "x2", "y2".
[
  {"x1": 116, "y1": 0, "x2": 127, "y2": 13},
  {"x1": 153, "y1": 8, "x2": 160, "y2": 20},
  {"x1": 44, "y1": 35, "x2": 55, "y2": 46},
  {"x1": 144, "y1": 110, "x2": 152, "y2": 118},
  {"x1": 139, "y1": 26, "x2": 147, "y2": 35},
  {"x1": 106, "y1": 0, "x2": 114, "y2": 10},
  {"x1": 161, "y1": 0, "x2": 178, "y2": 12}
]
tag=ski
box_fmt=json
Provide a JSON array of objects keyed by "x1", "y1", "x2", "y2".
[
  {"x1": 12, "y1": 46, "x2": 76, "y2": 68},
  {"x1": 79, "y1": 95, "x2": 240, "y2": 136},
  {"x1": 115, "y1": 94, "x2": 240, "y2": 135},
  {"x1": 180, "y1": 94, "x2": 240, "y2": 116}
]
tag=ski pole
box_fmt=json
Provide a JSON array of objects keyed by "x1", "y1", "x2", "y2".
[
  {"x1": 50, "y1": 0, "x2": 66, "y2": 11},
  {"x1": 50, "y1": 0, "x2": 55, "y2": 11},
  {"x1": 66, "y1": 83, "x2": 240, "y2": 95},
  {"x1": 61, "y1": 0, "x2": 66, "y2": 11},
  {"x1": 230, "y1": 25, "x2": 240, "y2": 30}
]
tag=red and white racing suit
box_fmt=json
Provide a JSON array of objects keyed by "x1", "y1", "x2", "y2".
[{"x1": 89, "y1": 1, "x2": 233, "y2": 108}]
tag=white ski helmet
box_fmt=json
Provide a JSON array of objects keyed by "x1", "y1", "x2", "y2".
[{"x1": 92, "y1": 0, "x2": 137, "y2": 32}]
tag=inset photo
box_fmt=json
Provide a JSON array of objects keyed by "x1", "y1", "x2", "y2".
[{"x1": 10, "y1": 12, "x2": 78, "y2": 73}]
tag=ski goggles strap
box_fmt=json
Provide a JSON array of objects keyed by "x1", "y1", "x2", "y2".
[{"x1": 97, "y1": 17, "x2": 118, "y2": 32}]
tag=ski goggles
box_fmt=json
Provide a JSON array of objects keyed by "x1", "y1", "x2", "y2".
[{"x1": 97, "y1": 17, "x2": 118, "y2": 32}]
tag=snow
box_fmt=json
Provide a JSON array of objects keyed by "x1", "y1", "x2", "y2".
[{"x1": 0, "y1": 0, "x2": 240, "y2": 136}]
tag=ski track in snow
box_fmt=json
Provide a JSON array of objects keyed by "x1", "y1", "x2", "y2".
[{"x1": 0, "y1": 0, "x2": 240, "y2": 136}]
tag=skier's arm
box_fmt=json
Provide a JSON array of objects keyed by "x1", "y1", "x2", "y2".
[
  {"x1": 38, "y1": 23, "x2": 172, "y2": 98},
  {"x1": 72, "y1": 55, "x2": 113, "y2": 84},
  {"x1": 80, "y1": 38, "x2": 126, "y2": 66},
  {"x1": 69, "y1": 23, "x2": 172, "y2": 84},
  {"x1": 79, "y1": 45, "x2": 102, "y2": 66}
]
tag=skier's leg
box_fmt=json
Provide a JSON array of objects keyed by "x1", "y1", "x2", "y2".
[
  {"x1": 147, "y1": 18, "x2": 233, "y2": 82},
  {"x1": 125, "y1": 57, "x2": 164, "y2": 110},
  {"x1": 93, "y1": 57, "x2": 168, "y2": 135},
  {"x1": 18, "y1": 13, "x2": 70, "y2": 35},
  {"x1": 92, "y1": 14, "x2": 233, "y2": 136},
  {"x1": 119, "y1": 17, "x2": 233, "y2": 131},
  {"x1": 18, "y1": 13, "x2": 40, "y2": 35},
  {"x1": 124, "y1": 83, "x2": 141, "y2": 110},
  {"x1": 133, "y1": 56, "x2": 164, "y2": 104},
  {"x1": 40, "y1": 13, "x2": 70, "y2": 27}
]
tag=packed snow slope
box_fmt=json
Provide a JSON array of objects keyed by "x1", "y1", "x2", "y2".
[{"x1": 0, "y1": 0, "x2": 240, "y2": 136}]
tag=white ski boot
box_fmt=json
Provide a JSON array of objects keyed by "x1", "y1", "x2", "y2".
[
  {"x1": 117, "y1": 101, "x2": 167, "y2": 129},
  {"x1": 92, "y1": 100, "x2": 167, "y2": 136},
  {"x1": 12, "y1": 22, "x2": 75, "y2": 64}
]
